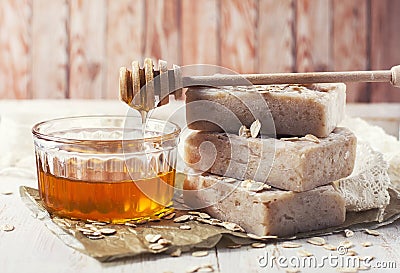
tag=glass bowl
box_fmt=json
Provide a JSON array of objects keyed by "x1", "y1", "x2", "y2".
[{"x1": 32, "y1": 115, "x2": 180, "y2": 223}]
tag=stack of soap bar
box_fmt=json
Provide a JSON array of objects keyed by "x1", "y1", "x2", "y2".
[
  {"x1": 183, "y1": 173, "x2": 346, "y2": 237},
  {"x1": 186, "y1": 83, "x2": 346, "y2": 137},
  {"x1": 184, "y1": 127, "x2": 357, "y2": 192},
  {"x1": 183, "y1": 83, "x2": 354, "y2": 236}
]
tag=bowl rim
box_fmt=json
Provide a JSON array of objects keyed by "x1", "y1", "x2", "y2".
[{"x1": 32, "y1": 115, "x2": 181, "y2": 144}]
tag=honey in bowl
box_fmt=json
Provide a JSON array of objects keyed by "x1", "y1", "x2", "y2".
[
  {"x1": 32, "y1": 116, "x2": 180, "y2": 223},
  {"x1": 37, "y1": 168, "x2": 175, "y2": 223}
]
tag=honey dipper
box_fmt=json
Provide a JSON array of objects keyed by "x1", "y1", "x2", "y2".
[{"x1": 119, "y1": 58, "x2": 400, "y2": 111}]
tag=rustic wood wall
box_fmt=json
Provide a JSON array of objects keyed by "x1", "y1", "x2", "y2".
[{"x1": 0, "y1": 0, "x2": 399, "y2": 102}]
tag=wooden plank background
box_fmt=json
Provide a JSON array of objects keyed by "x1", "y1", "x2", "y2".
[{"x1": 0, "y1": 0, "x2": 399, "y2": 102}]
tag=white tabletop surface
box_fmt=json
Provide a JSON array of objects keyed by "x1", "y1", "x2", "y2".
[{"x1": 0, "y1": 100, "x2": 399, "y2": 273}]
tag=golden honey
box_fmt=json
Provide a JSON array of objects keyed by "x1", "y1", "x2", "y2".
[
  {"x1": 32, "y1": 116, "x2": 180, "y2": 223},
  {"x1": 38, "y1": 168, "x2": 175, "y2": 223}
]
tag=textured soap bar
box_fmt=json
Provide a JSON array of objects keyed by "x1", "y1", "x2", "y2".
[
  {"x1": 184, "y1": 127, "x2": 357, "y2": 192},
  {"x1": 183, "y1": 173, "x2": 346, "y2": 237},
  {"x1": 186, "y1": 83, "x2": 346, "y2": 137}
]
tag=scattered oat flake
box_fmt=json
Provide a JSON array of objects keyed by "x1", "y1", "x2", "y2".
[
  {"x1": 201, "y1": 264, "x2": 214, "y2": 269},
  {"x1": 297, "y1": 249, "x2": 313, "y2": 257},
  {"x1": 307, "y1": 237, "x2": 326, "y2": 246},
  {"x1": 197, "y1": 266, "x2": 214, "y2": 273},
  {"x1": 365, "y1": 229, "x2": 380, "y2": 236},
  {"x1": 361, "y1": 242, "x2": 372, "y2": 247},
  {"x1": 170, "y1": 248, "x2": 182, "y2": 257},
  {"x1": 236, "y1": 226, "x2": 246, "y2": 233},
  {"x1": 248, "y1": 182, "x2": 265, "y2": 192},
  {"x1": 53, "y1": 219, "x2": 66, "y2": 227},
  {"x1": 196, "y1": 218, "x2": 212, "y2": 224},
  {"x1": 91, "y1": 231, "x2": 102, "y2": 236},
  {"x1": 291, "y1": 86, "x2": 303, "y2": 92},
  {"x1": 286, "y1": 269, "x2": 301, "y2": 273},
  {"x1": 180, "y1": 225, "x2": 191, "y2": 230},
  {"x1": 198, "y1": 212, "x2": 211, "y2": 219},
  {"x1": 223, "y1": 222, "x2": 245, "y2": 232},
  {"x1": 149, "y1": 243, "x2": 166, "y2": 251},
  {"x1": 357, "y1": 266, "x2": 370, "y2": 271},
  {"x1": 323, "y1": 244, "x2": 337, "y2": 251},
  {"x1": 303, "y1": 134, "x2": 321, "y2": 143},
  {"x1": 87, "y1": 235, "x2": 105, "y2": 240},
  {"x1": 209, "y1": 219, "x2": 222, "y2": 225},
  {"x1": 145, "y1": 234, "x2": 162, "y2": 243},
  {"x1": 346, "y1": 250, "x2": 358, "y2": 256},
  {"x1": 247, "y1": 233, "x2": 262, "y2": 240},
  {"x1": 251, "y1": 242, "x2": 266, "y2": 248},
  {"x1": 36, "y1": 212, "x2": 47, "y2": 220},
  {"x1": 259, "y1": 235, "x2": 278, "y2": 239},
  {"x1": 174, "y1": 215, "x2": 191, "y2": 223},
  {"x1": 2, "y1": 224, "x2": 15, "y2": 232},
  {"x1": 223, "y1": 178, "x2": 236, "y2": 183},
  {"x1": 227, "y1": 244, "x2": 241, "y2": 249},
  {"x1": 76, "y1": 227, "x2": 93, "y2": 233},
  {"x1": 163, "y1": 209, "x2": 175, "y2": 216},
  {"x1": 344, "y1": 229, "x2": 354, "y2": 238},
  {"x1": 127, "y1": 227, "x2": 137, "y2": 234},
  {"x1": 281, "y1": 242, "x2": 302, "y2": 248},
  {"x1": 82, "y1": 231, "x2": 94, "y2": 236},
  {"x1": 124, "y1": 222, "x2": 137, "y2": 227},
  {"x1": 195, "y1": 264, "x2": 214, "y2": 273},
  {"x1": 192, "y1": 251, "x2": 209, "y2": 257},
  {"x1": 196, "y1": 267, "x2": 214, "y2": 273},
  {"x1": 158, "y1": 238, "x2": 172, "y2": 246},
  {"x1": 188, "y1": 211, "x2": 201, "y2": 216},
  {"x1": 91, "y1": 221, "x2": 108, "y2": 226},
  {"x1": 89, "y1": 226, "x2": 99, "y2": 232},
  {"x1": 281, "y1": 137, "x2": 300, "y2": 141},
  {"x1": 263, "y1": 184, "x2": 272, "y2": 190},
  {"x1": 163, "y1": 212, "x2": 176, "y2": 220},
  {"x1": 63, "y1": 220, "x2": 72, "y2": 227},
  {"x1": 340, "y1": 240, "x2": 354, "y2": 249},
  {"x1": 99, "y1": 228, "x2": 116, "y2": 235},
  {"x1": 240, "y1": 179, "x2": 254, "y2": 189},
  {"x1": 250, "y1": 119, "x2": 261, "y2": 138},
  {"x1": 239, "y1": 125, "x2": 251, "y2": 138},
  {"x1": 1, "y1": 191, "x2": 13, "y2": 195},
  {"x1": 186, "y1": 265, "x2": 201, "y2": 273}
]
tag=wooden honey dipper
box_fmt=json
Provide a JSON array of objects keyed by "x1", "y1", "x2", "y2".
[{"x1": 120, "y1": 58, "x2": 400, "y2": 112}]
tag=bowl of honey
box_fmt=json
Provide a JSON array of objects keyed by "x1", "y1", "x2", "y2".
[{"x1": 32, "y1": 115, "x2": 180, "y2": 223}]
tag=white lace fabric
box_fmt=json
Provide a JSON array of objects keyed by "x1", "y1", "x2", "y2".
[
  {"x1": 340, "y1": 117, "x2": 400, "y2": 194},
  {"x1": 335, "y1": 117, "x2": 400, "y2": 219},
  {"x1": 333, "y1": 141, "x2": 390, "y2": 215}
]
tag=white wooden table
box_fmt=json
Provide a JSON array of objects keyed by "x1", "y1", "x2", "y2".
[{"x1": 1, "y1": 100, "x2": 399, "y2": 273}]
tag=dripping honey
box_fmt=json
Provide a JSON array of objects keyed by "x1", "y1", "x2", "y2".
[{"x1": 37, "y1": 168, "x2": 175, "y2": 223}]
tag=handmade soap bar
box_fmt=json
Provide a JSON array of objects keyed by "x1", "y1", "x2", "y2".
[
  {"x1": 186, "y1": 83, "x2": 346, "y2": 137},
  {"x1": 184, "y1": 127, "x2": 357, "y2": 192},
  {"x1": 183, "y1": 173, "x2": 346, "y2": 237}
]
